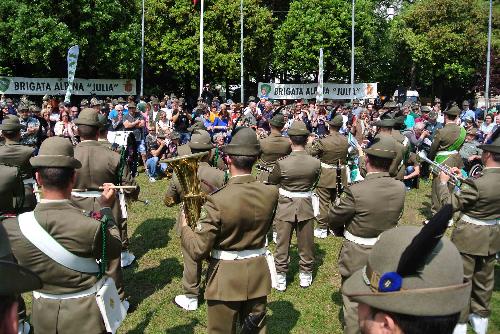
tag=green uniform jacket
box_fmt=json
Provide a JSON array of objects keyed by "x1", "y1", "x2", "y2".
[
  {"x1": 256, "y1": 133, "x2": 291, "y2": 182},
  {"x1": 391, "y1": 130, "x2": 410, "y2": 180},
  {"x1": 181, "y1": 175, "x2": 278, "y2": 301},
  {"x1": 0, "y1": 139, "x2": 36, "y2": 210},
  {"x1": 72, "y1": 140, "x2": 139, "y2": 222},
  {"x1": 327, "y1": 172, "x2": 405, "y2": 278},
  {"x1": 437, "y1": 167, "x2": 500, "y2": 256},
  {"x1": 307, "y1": 131, "x2": 349, "y2": 188},
  {"x1": 268, "y1": 151, "x2": 321, "y2": 222},
  {"x1": 429, "y1": 123, "x2": 464, "y2": 168},
  {"x1": 3, "y1": 201, "x2": 121, "y2": 334},
  {"x1": 328, "y1": 172, "x2": 406, "y2": 238}
]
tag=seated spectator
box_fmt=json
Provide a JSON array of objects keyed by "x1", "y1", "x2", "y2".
[
  {"x1": 54, "y1": 110, "x2": 78, "y2": 144},
  {"x1": 202, "y1": 108, "x2": 214, "y2": 134},
  {"x1": 405, "y1": 122, "x2": 430, "y2": 151},
  {"x1": 403, "y1": 152, "x2": 420, "y2": 190},
  {"x1": 145, "y1": 129, "x2": 168, "y2": 182},
  {"x1": 156, "y1": 111, "x2": 171, "y2": 137},
  {"x1": 459, "y1": 128, "x2": 482, "y2": 166},
  {"x1": 111, "y1": 104, "x2": 126, "y2": 131},
  {"x1": 213, "y1": 109, "x2": 229, "y2": 135},
  {"x1": 480, "y1": 114, "x2": 495, "y2": 138}
]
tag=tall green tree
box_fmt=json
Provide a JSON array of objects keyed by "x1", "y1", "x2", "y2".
[
  {"x1": 0, "y1": 0, "x2": 140, "y2": 78},
  {"x1": 272, "y1": 0, "x2": 388, "y2": 83},
  {"x1": 144, "y1": 0, "x2": 275, "y2": 97},
  {"x1": 388, "y1": 0, "x2": 489, "y2": 99}
]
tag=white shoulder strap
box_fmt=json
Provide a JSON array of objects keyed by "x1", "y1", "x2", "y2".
[{"x1": 18, "y1": 212, "x2": 100, "y2": 273}]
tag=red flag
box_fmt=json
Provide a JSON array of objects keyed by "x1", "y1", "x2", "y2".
[{"x1": 193, "y1": 0, "x2": 198, "y2": 5}]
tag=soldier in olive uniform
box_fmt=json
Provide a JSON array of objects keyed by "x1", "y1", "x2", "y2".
[
  {"x1": 256, "y1": 113, "x2": 292, "y2": 183},
  {"x1": 0, "y1": 224, "x2": 42, "y2": 334},
  {"x1": 97, "y1": 114, "x2": 113, "y2": 149},
  {"x1": 165, "y1": 130, "x2": 226, "y2": 311},
  {"x1": 307, "y1": 115, "x2": 349, "y2": 238},
  {"x1": 0, "y1": 161, "x2": 34, "y2": 334},
  {"x1": 438, "y1": 134, "x2": 500, "y2": 334},
  {"x1": 180, "y1": 127, "x2": 279, "y2": 333},
  {"x1": 268, "y1": 121, "x2": 321, "y2": 291},
  {"x1": 368, "y1": 117, "x2": 404, "y2": 180},
  {"x1": 327, "y1": 136, "x2": 406, "y2": 334},
  {"x1": 343, "y1": 216, "x2": 471, "y2": 334},
  {"x1": 72, "y1": 108, "x2": 139, "y2": 280},
  {"x1": 429, "y1": 106, "x2": 465, "y2": 214},
  {"x1": 392, "y1": 116, "x2": 410, "y2": 180},
  {"x1": 0, "y1": 115, "x2": 37, "y2": 211},
  {"x1": 4, "y1": 137, "x2": 123, "y2": 334}
]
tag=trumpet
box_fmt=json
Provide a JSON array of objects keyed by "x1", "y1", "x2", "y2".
[{"x1": 417, "y1": 151, "x2": 463, "y2": 187}]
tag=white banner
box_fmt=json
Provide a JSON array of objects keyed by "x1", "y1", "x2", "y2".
[
  {"x1": 0, "y1": 77, "x2": 136, "y2": 96},
  {"x1": 258, "y1": 82, "x2": 378, "y2": 100},
  {"x1": 65, "y1": 45, "x2": 80, "y2": 103}
]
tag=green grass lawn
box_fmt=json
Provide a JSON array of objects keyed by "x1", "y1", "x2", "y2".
[{"x1": 23, "y1": 175, "x2": 500, "y2": 333}]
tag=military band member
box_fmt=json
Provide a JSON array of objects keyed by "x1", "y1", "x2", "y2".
[
  {"x1": 437, "y1": 133, "x2": 500, "y2": 334},
  {"x1": 307, "y1": 115, "x2": 349, "y2": 238},
  {"x1": 392, "y1": 116, "x2": 410, "y2": 180},
  {"x1": 180, "y1": 127, "x2": 279, "y2": 333},
  {"x1": 370, "y1": 117, "x2": 404, "y2": 180},
  {"x1": 256, "y1": 113, "x2": 292, "y2": 183},
  {"x1": 72, "y1": 108, "x2": 139, "y2": 277},
  {"x1": 0, "y1": 115, "x2": 37, "y2": 211},
  {"x1": 327, "y1": 136, "x2": 406, "y2": 334},
  {"x1": 165, "y1": 130, "x2": 226, "y2": 311},
  {"x1": 342, "y1": 213, "x2": 471, "y2": 334},
  {"x1": 268, "y1": 121, "x2": 321, "y2": 291},
  {"x1": 97, "y1": 114, "x2": 113, "y2": 149},
  {"x1": 3, "y1": 137, "x2": 123, "y2": 334},
  {"x1": 428, "y1": 106, "x2": 465, "y2": 214},
  {"x1": 0, "y1": 224, "x2": 42, "y2": 334}
]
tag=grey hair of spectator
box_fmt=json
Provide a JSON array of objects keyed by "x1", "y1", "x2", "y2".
[{"x1": 414, "y1": 122, "x2": 425, "y2": 131}]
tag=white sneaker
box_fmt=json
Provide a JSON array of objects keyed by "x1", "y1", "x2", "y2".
[
  {"x1": 272, "y1": 232, "x2": 277, "y2": 244},
  {"x1": 452, "y1": 323, "x2": 467, "y2": 334},
  {"x1": 314, "y1": 228, "x2": 328, "y2": 239},
  {"x1": 17, "y1": 320, "x2": 30, "y2": 334},
  {"x1": 275, "y1": 273, "x2": 287, "y2": 292},
  {"x1": 149, "y1": 177, "x2": 156, "y2": 183},
  {"x1": 173, "y1": 294, "x2": 198, "y2": 311},
  {"x1": 299, "y1": 272, "x2": 313, "y2": 288},
  {"x1": 469, "y1": 314, "x2": 488, "y2": 334},
  {"x1": 121, "y1": 251, "x2": 136, "y2": 268}
]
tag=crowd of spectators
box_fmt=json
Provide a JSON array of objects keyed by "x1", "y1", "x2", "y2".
[{"x1": 1, "y1": 91, "x2": 499, "y2": 184}]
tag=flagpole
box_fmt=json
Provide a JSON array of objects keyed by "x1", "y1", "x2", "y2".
[
  {"x1": 485, "y1": 0, "x2": 492, "y2": 111},
  {"x1": 350, "y1": 0, "x2": 355, "y2": 103},
  {"x1": 240, "y1": 0, "x2": 244, "y2": 103},
  {"x1": 199, "y1": 0, "x2": 204, "y2": 97},
  {"x1": 140, "y1": 0, "x2": 145, "y2": 97}
]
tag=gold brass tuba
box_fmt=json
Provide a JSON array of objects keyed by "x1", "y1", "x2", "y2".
[{"x1": 163, "y1": 152, "x2": 208, "y2": 230}]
